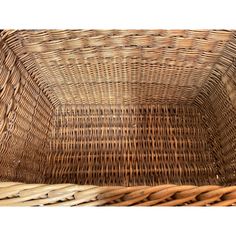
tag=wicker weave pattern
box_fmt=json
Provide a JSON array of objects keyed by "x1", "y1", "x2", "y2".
[
  {"x1": 6, "y1": 30, "x2": 233, "y2": 105},
  {"x1": 45, "y1": 105, "x2": 216, "y2": 185},
  {"x1": 194, "y1": 33, "x2": 236, "y2": 185},
  {"x1": 0, "y1": 33, "x2": 54, "y2": 182},
  {"x1": 0, "y1": 30, "x2": 236, "y2": 206},
  {"x1": 0, "y1": 182, "x2": 236, "y2": 206},
  {"x1": 212, "y1": 83, "x2": 236, "y2": 185}
]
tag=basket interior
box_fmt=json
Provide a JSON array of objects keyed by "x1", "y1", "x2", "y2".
[{"x1": 0, "y1": 30, "x2": 236, "y2": 186}]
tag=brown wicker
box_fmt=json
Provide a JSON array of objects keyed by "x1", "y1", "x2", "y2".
[{"x1": 0, "y1": 30, "x2": 236, "y2": 206}]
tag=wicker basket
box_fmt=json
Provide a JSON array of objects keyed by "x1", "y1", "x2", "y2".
[{"x1": 0, "y1": 30, "x2": 236, "y2": 206}]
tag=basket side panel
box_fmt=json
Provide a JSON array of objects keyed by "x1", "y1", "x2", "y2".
[
  {"x1": 194, "y1": 34, "x2": 236, "y2": 185},
  {"x1": 211, "y1": 78, "x2": 236, "y2": 185},
  {"x1": 0, "y1": 32, "x2": 54, "y2": 182}
]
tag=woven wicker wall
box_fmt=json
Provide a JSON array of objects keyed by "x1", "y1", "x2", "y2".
[
  {"x1": 7, "y1": 30, "x2": 234, "y2": 106},
  {"x1": 194, "y1": 33, "x2": 236, "y2": 185},
  {"x1": 0, "y1": 32, "x2": 54, "y2": 183},
  {"x1": 212, "y1": 80, "x2": 236, "y2": 185}
]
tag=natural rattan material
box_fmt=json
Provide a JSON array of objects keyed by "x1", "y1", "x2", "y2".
[
  {"x1": 46, "y1": 104, "x2": 216, "y2": 185},
  {"x1": 0, "y1": 30, "x2": 236, "y2": 206},
  {"x1": 0, "y1": 182, "x2": 236, "y2": 206},
  {"x1": 0, "y1": 34, "x2": 53, "y2": 182},
  {"x1": 5, "y1": 30, "x2": 233, "y2": 106}
]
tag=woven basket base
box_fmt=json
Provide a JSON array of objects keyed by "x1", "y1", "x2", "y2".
[{"x1": 32, "y1": 104, "x2": 218, "y2": 186}]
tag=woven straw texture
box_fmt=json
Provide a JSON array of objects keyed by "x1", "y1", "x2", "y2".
[{"x1": 0, "y1": 30, "x2": 236, "y2": 206}]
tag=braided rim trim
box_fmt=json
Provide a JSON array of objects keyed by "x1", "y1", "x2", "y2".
[{"x1": 0, "y1": 182, "x2": 236, "y2": 206}]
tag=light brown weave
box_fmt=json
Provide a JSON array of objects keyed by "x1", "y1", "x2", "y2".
[
  {"x1": 0, "y1": 30, "x2": 236, "y2": 206},
  {"x1": 0, "y1": 182, "x2": 236, "y2": 206}
]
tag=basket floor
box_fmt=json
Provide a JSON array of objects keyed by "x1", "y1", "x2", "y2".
[{"x1": 43, "y1": 105, "x2": 217, "y2": 185}]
